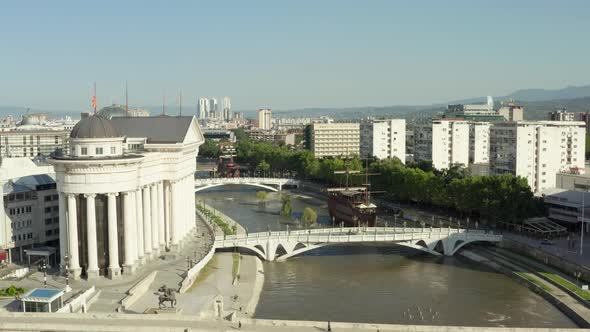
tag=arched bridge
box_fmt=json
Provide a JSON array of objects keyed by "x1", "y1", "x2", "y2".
[
  {"x1": 194, "y1": 177, "x2": 300, "y2": 192},
  {"x1": 214, "y1": 227, "x2": 502, "y2": 261}
]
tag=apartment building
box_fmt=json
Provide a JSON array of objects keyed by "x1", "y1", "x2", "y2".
[
  {"x1": 490, "y1": 121, "x2": 586, "y2": 193},
  {"x1": 309, "y1": 123, "x2": 360, "y2": 158},
  {"x1": 0, "y1": 158, "x2": 56, "y2": 264},
  {"x1": 498, "y1": 101, "x2": 524, "y2": 121},
  {"x1": 0, "y1": 130, "x2": 69, "y2": 158},
  {"x1": 414, "y1": 119, "x2": 471, "y2": 170},
  {"x1": 360, "y1": 119, "x2": 406, "y2": 162},
  {"x1": 257, "y1": 109, "x2": 272, "y2": 130}
]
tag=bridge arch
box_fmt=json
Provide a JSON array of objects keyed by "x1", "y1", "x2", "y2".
[
  {"x1": 194, "y1": 182, "x2": 279, "y2": 192},
  {"x1": 450, "y1": 239, "x2": 486, "y2": 256}
]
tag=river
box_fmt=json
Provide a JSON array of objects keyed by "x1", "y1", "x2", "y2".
[{"x1": 196, "y1": 185, "x2": 576, "y2": 328}]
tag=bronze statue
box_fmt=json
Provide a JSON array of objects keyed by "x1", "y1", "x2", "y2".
[{"x1": 154, "y1": 285, "x2": 177, "y2": 309}]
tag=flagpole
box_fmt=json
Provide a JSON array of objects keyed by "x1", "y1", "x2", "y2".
[
  {"x1": 93, "y1": 82, "x2": 97, "y2": 114},
  {"x1": 125, "y1": 81, "x2": 129, "y2": 116}
]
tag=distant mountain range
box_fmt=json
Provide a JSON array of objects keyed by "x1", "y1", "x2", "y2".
[
  {"x1": 1, "y1": 84, "x2": 589, "y2": 121},
  {"x1": 270, "y1": 84, "x2": 590, "y2": 121}
]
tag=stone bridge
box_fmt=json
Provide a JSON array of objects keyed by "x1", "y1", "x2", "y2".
[
  {"x1": 194, "y1": 177, "x2": 300, "y2": 192},
  {"x1": 214, "y1": 226, "x2": 502, "y2": 261}
]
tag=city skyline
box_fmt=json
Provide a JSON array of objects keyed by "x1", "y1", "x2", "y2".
[{"x1": 1, "y1": 1, "x2": 590, "y2": 111}]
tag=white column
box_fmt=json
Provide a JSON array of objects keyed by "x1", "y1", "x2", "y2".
[
  {"x1": 142, "y1": 187, "x2": 152, "y2": 258},
  {"x1": 164, "y1": 182, "x2": 171, "y2": 248},
  {"x1": 107, "y1": 193, "x2": 121, "y2": 279},
  {"x1": 150, "y1": 184, "x2": 159, "y2": 254},
  {"x1": 135, "y1": 188, "x2": 145, "y2": 263},
  {"x1": 85, "y1": 194, "x2": 99, "y2": 279},
  {"x1": 129, "y1": 191, "x2": 138, "y2": 263},
  {"x1": 188, "y1": 175, "x2": 196, "y2": 233},
  {"x1": 184, "y1": 177, "x2": 190, "y2": 236},
  {"x1": 170, "y1": 180, "x2": 179, "y2": 249},
  {"x1": 58, "y1": 192, "x2": 67, "y2": 270},
  {"x1": 67, "y1": 194, "x2": 81, "y2": 279},
  {"x1": 123, "y1": 192, "x2": 136, "y2": 274},
  {"x1": 182, "y1": 177, "x2": 188, "y2": 239},
  {"x1": 157, "y1": 181, "x2": 165, "y2": 249}
]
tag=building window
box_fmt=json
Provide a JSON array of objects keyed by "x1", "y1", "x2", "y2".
[
  {"x1": 44, "y1": 195, "x2": 52, "y2": 202},
  {"x1": 54, "y1": 136, "x2": 58, "y2": 144},
  {"x1": 44, "y1": 207, "x2": 51, "y2": 213},
  {"x1": 81, "y1": 147, "x2": 87, "y2": 155},
  {"x1": 96, "y1": 147, "x2": 103, "y2": 155},
  {"x1": 110, "y1": 146, "x2": 116, "y2": 154}
]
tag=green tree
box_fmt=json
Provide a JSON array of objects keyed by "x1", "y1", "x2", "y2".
[
  {"x1": 256, "y1": 160, "x2": 271, "y2": 176},
  {"x1": 302, "y1": 207, "x2": 317, "y2": 227},
  {"x1": 199, "y1": 139, "x2": 222, "y2": 158},
  {"x1": 280, "y1": 195, "x2": 293, "y2": 217},
  {"x1": 256, "y1": 191, "x2": 268, "y2": 206},
  {"x1": 233, "y1": 128, "x2": 249, "y2": 141}
]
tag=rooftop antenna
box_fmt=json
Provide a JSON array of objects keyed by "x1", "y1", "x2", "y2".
[
  {"x1": 162, "y1": 92, "x2": 166, "y2": 116},
  {"x1": 125, "y1": 81, "x2": 129, "y2": 116},
  {"x1": 179, "y1": 89, "x2": 183, "y2": 116},
  {"x1": 92, "y1": 82, "x2": 97, "y2": 114}
]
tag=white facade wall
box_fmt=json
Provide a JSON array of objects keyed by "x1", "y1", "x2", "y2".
[
  {"x1": 490, "y1": 121, "x2": 586, "y2": 193},
  {"x1": 470, "y1": 122, "x2": 491, "y2": 164},
  {"x1": 360, "y1": 119, "x2": 406, "y2": 162},
  {"x1": 311, "y1": 123, "x2": 360, "y2": 158},
  {"x1": 257, "y1": 109, "x2": 272, "y2": 130},
  {"x1": 430, "y1": 120, "x2": 469, "y2": 170}
]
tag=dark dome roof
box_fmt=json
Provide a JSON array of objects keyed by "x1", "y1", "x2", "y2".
[{"x1": 70, "y1": 114, "x2": 122, "y2": 139}]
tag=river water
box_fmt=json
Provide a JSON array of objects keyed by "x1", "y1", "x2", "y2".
[{"x1": 196, "y1": 185, "x2": 576, "y2": 328}]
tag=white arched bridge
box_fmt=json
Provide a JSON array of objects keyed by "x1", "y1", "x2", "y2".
[
  {"x1": 194, "y1": 177, "x2": 300, "y2": 192},
  {"x1": 214, "y1": 227, "x2": 502, "y2": 261}
]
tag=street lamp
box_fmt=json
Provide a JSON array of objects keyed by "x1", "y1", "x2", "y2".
[
  {"x1": 40, "y1": 259, "x2": 47, "y2": 287},
  {"x1": 64, "y1": 254, "x2": 71, "y2": 292}
]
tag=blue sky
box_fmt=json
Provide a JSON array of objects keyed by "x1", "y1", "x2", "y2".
[{"x1": 1, "y1": 0, "x2": 589, "y2": 111}]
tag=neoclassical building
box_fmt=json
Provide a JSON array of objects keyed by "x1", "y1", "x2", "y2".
[{"x1": 49, "y1": 114, "x2": 204, "y2": 279}]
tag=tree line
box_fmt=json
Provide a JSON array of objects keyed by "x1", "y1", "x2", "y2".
[{"x1": 231, "y1": 132, "x2": 543, "y2": 224}]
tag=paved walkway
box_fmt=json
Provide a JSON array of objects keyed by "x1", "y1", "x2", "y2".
[
  {"x1": 0, "y1": 313, "x2": 581, "y2": 332},
  {"x1": 471, "y1": 248, "x2": 590, "y2": 326},
  {"x1": 170, "y1": 252, "x2": 263, "y2": 318},
  {"x1": 504, "y1": 232, "x2": 590, "y2": 267},
  {"x1": 0, "y1": 215, "x2": 214, "y2": 314}
]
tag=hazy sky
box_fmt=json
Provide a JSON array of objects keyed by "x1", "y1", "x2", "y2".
[{"x1": 1, "y1": 0, "x2": 589, "y2": 111}]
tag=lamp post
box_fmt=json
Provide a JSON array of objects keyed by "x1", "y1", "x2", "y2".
[
  {"x1": 581, "y1": 181, "x2": 587, "y2": 256},
  {"x1": 64, "y1": 254, "x2": 71, "y2": 292},
  {"x1": 42, "y1": 259, "x2": 47, "y2": 287}
]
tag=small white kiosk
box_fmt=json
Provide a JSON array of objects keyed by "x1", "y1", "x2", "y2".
[{"x1": 20, "y1": 288, "x2": 64, "y2": 312}]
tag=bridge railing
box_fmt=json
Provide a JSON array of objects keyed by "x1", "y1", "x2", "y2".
[
  {"x1": 195, "y1": 177, "x2": 299, "y2": 185},
  {"x1": 214, "y1": 227, "x2": 501, "y2": 244}
]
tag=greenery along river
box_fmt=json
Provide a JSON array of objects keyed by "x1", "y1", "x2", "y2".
[{"x1": 196, "y1": 185, "x2": 576, "y2": 328}]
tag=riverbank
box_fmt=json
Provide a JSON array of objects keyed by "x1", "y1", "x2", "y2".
[
  {"x1": 183, "y1": 252, "x2": 264, "y2": 319},
  {"x1": 459, "y1": 249, "x2": 590, "y2": 328}
]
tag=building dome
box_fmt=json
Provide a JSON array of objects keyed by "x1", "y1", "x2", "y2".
[{"x1": 70, "y1": 114, "x2": 121, "y2": 139}]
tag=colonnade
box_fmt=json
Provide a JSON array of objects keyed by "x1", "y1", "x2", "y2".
[{"x1": 58, "y1": 175, "x2": 196, "y2": 280}]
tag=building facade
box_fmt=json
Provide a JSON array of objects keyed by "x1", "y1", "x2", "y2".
[
  {"x1": 309, "y1": 123, "x2": 360, "y2": 158},
  {"x1": 49, "y1": 114, "x2": 204, "y2": 280},
  {"x1": 0, "y1": 158, "x2": 56, "y2": 264},
  {"x1": 497, "y1": 101, "x2": 524, "y2": 121},
  {"x1": 257, "y1": 109, "x2": 272, "y2": 130},
  {"x1": 0, "y1": 130, "x2": 69, "y2": 158},
  {"x1": 360, "y1": 119, "x2": 406, "y2": 162},
  {"x1": 414, "y1": 119, "x2": 470, "y2": 170},
  {"x1": 490, "y1": 121, "x2": 585, "y2": 193},
  {"x1": 222, "y1": 97, "x2": 231, "y2": 121}
]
